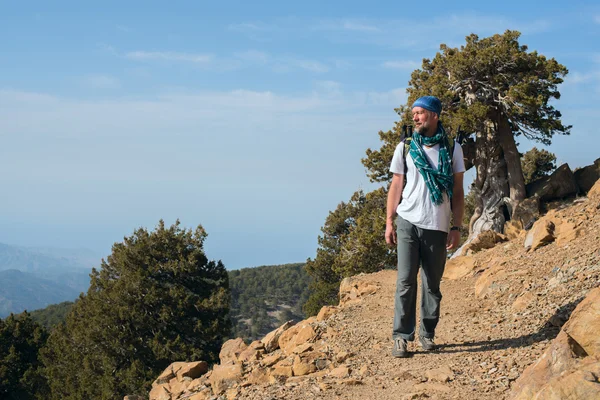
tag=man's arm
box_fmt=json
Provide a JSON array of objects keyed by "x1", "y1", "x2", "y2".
[
  {"x1": 447, "y1": 172, "x2": 464, "y2": 250},
  {"x1": 385, "y1": 173, "x2": 404, "y2": 245}
]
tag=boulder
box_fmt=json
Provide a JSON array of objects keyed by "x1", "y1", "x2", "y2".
[
  {"x1": 526, "y1": 163, "x2": 579, "y2": 201},
  {"x1": 510, "y1": 330, "x2": 586, "y2": 400},
  {"x1": 219, "y1": 338, "x2": 248, "y2": 365},
  {"x1": 532, "y1": 357, "x2": 600, "y2": 400},
  {"x1": 461, "y1": 230, "x2": 507, "y2": 255},
  {"x1": 588, "y1": 179, "x2": 600, "y2": 200},
  {"x1": 176, "y1": 361, "x2": 209, "y2": 381},
  {"x1": 573, "y1": 158, "x2": 600, "y2": 193},
  {"x1": 555, "y1": 222, "x2": 583, "y2": 247},
  {"x1": 261, "y1": 321, "x2": 294, "y2": 353},
  {"x1": 443, "y1": 256, "x2": 476, "y2": 280},
  {"x1": 209, "y1": 363, "x2": 244, "y2": 395},
  {"x1": 153, "y1": 362, "x2": 188, "y2": 386},
  {"x1": 316, "y1": 306, "x2": 338, "y2": 322},
  {"x1": 563, "y1": 287, "x2": 600, "y2": 356},
  {"x1": 524, "y1": 217, "x2": 555, "y2": 251},
  {"x1": 510, "y1": 288, "x2": 600, "y2": 400},
  {"x1": 277, "y1": 321, "x2": 318, "y2": 355}
]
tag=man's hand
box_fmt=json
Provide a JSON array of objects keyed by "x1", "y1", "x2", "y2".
[
  {"x1": 385, "y1": 222, "x2": 397, "y2": 246},
  {"x1": 446, "y1": 230, "x2": 460, "y2": 250}
]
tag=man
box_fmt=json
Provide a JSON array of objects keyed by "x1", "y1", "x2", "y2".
[{"x1": 385, "y1": 96, "x2": 465, "y2": 358}]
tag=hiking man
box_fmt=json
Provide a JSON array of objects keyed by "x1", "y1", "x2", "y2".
[{"x1": 385, "y1": 96, "x2": 465, "y2": 358}]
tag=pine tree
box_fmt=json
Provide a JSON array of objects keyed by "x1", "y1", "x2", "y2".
[
  {"x1": 0, "y1": 312, "x2": 49, "y2": 399},
  {"x1": 41, "y1": 220, "x2": 230, "y2": 399}
]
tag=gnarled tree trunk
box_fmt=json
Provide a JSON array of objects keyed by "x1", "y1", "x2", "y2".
[
  {"x1": 493, "y1": 110, "x2": 526, "y2": 213},
  {"x1": 469, "y1": 122, "x2": 510, "y2": 237}
]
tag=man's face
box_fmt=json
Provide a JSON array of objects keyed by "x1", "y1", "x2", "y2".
[{"x1": 412, "y1": 107, "x2": 438, "y2": 136}]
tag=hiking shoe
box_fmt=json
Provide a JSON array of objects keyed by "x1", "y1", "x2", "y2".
[
  {"x1": 392, "y1": 338, "x2": 409, "y2": 358},
  {"x1": 419, "y1": 336, "x2": 437, "y2": 351}
]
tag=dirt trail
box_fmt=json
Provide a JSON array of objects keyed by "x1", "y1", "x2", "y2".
[{"x1": 237, "y1": 196, "x2": 600, "y2": 400}]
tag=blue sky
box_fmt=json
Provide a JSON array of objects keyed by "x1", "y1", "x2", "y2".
[{"x1": 1, "y1": 1, "x2": 599, "y2": 269}]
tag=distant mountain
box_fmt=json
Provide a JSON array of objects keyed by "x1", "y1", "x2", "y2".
[
  {"x1": 0, "y1": 269, "x2": 82, "y2": 317},
  {"x1": 0, "y1": 242, "x2": 100, "y2": 317}
]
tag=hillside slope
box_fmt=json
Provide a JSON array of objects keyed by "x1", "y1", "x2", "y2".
[{"x1": 144, "y1": 183, "x2": 600, "y2": 400}]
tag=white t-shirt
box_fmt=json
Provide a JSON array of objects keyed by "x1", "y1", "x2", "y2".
[{"x1": 389, "y1": 140, "x2": 466, "y2": 233}]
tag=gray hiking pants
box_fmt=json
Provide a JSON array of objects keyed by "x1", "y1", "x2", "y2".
[{"x1": 392, "y1": 216, "x2": 447, "y2": 341}]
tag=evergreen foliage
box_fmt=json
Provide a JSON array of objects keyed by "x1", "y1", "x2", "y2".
[
  {"x1": 229, "y1": 263, "x2": 310, "y2": 341},
  {"x1": 304, "y1": 189, "x2": 395, "y2": 316},
  {"x1": 521, "y1": 147, "x2": 557, "y2": 184},
  {"x1": 40, "y1": 221, "x2": 230, "y2": 400},
  {"x1": 27, "y1": 301, "x2": 74, "y2": 330},
  {"x1": 0, "y1": 312, "x2": 49, "y2": 399}
]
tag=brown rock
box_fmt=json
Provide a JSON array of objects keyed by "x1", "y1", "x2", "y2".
[
  {"x1": 261, "y1": 353, "x2": 283, "y2": 367},
  {"x1": 225, "y1": 388, "x2": 239, "y2": 400},
  {"x1": 238, "y1": 346, "x2": 263, "y2": 363},
  {"x1": 244, "y1": 368, "x2": 271, "y2": 386},
  {"x1": 511, "y1": 291, "x2": 537, "y2": 312},
  {"x1": 149, "y1": 385, "x2": 170, "y2": 400},
  {"x1": 271, "y1": 365, "x2": 293, "y2": 377},
  {"x1": 219, "y1": 338, "x2": 248, "y2": 365},
  {"x1": 292, "y1": 343, "x2": 313, "y2": 354},
  {"x1": 524, "y1": 217, "x2": 555, "y2": 251},
  {"x1": 209, "y1": 363, "x2": 244, "y2": 395},
  {"x1": 123, "y1": 396, "x2": 145, "y2": 400},
  {"x1": 316, "y1": 306, "x2": 338, "y2": 322},
  {"x1": 425, "y1": 365, "x2": 454, "y2": 383},
  {"x1": 563, "y1": 287, "x2": 600, "y2": 356},
  {"x1": 574, "y1": 158, "x2": 600, "y2": 193},
  {"x1": 533, "y1": 357, "x2": 600, "y2": 400},
  {"x1": 526, "y1": 163, "x2": 579, "y2": 201},
  {"x1": 168, "y1": 377, "x2": 190, "y2": 398},
  {"x1": 461, "y1": 230, "x2": 507, "y2": 255},
  {"x1": 504, "y1": 220, "x2": 521, "y2": 240},
  {"x1": 176, "y1": 361, "x2": 209, "y2": 380},
  {"x1": 555, "y1": 222, "x2": 583, "y2": 246},
  {"x1": 261, "y1": 321, "x2": 295, "y2": 353},
  {"x1": 335, "y1": 351, "x2": 352, "y2": 363},
  {"x1": 153, "y1": 362, "x2": 187, "y2": 386},
  {"x1": 587, "y1": 179, "x2": 600, "y2": 200},
  {"x1": 278, "y1": 321, "x2": 317, "y2": 355},
  {"x1": 329, "y1": 366, "x2": 350, "y2": 378},
  {"x1": 443, "y1": 256, "x2": 476, "y2": 280},
  {"x1": 510, "y1": 330, "x2": 587, "y2": 399},
  {"x1": 293, "y1": 354, "x2": 317, "y2": 376},
  {"x1": 339, "y1": 277, "x2": 380, "y2": 305}
]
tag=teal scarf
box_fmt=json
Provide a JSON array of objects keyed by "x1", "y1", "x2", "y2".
[{"x1": 409, "y1": 123, "x2": 454, "y2": 205}]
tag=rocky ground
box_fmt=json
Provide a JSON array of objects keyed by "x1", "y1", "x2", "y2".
[{"x1": 144, "y1": 183, "x2": 600, "y2": 400}]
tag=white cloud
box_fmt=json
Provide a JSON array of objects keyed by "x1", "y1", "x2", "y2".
[
  {"x1": 80, "y1": 74, "x2": 120, "y2": 89},
  {"x1": 125, "y1": 51, "x2": 214, "y2": 64},
  {"x1": 382, "y1": 60, "x2": 420, "y2": 70}
]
